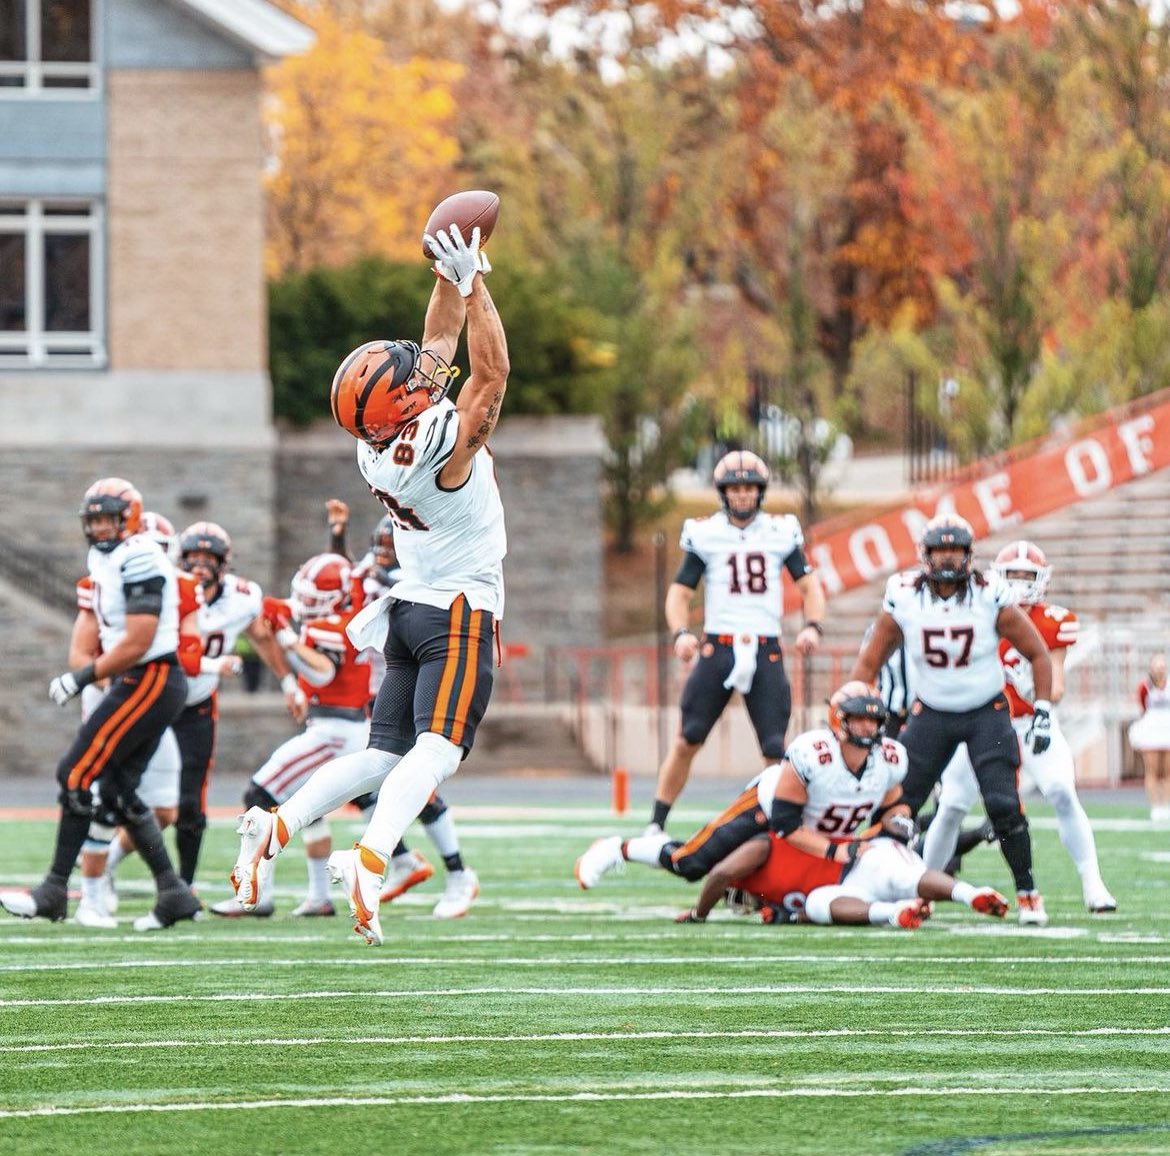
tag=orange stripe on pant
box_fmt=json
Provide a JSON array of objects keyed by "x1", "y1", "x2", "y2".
[
  {"x1": 67, "y1": 663, "x2": 169, "y2": 792},
  {"x1": 671, "y1": 785, "x2": 760, "y2": 864},
  {"x1": 427, "y1": 598, "x2": 484, "y2": 746}
]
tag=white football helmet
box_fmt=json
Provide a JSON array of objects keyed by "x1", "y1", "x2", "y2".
[
  {"x1": 289, "y1": 553, "x2": 351, "y2": 621},
  {"x1": 992, "y1": 540, "x2": 1050, "y2": 606}
]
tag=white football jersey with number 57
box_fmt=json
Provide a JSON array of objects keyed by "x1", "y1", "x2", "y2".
[{"x1": 882, "y1": 570, "x2": 1013, "y2": 712}]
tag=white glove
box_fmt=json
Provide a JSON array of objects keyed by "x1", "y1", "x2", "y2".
[
  {"x1": 1028, "y1": 701, "x2": 1053, "y2": 755},
  {"x1": 424, "y1": 224, "x2": 484, "y2": 297},
  {"x1": 49, "y1": 671, "x2": 82, "y2": 706},
  {"x1": 275, "y1": 627, "x2": 299, "y2": 650},
  {"x1": 48, "y1": 663, "x2": 95, "y2": 706}
]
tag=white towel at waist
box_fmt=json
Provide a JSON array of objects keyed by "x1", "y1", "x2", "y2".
[
  {"x1": 346, "y1": 592, "x2": 394, "y2": 654},
  {"x1": 723, "y1": 633, "x2": 760, "y2": 694}
]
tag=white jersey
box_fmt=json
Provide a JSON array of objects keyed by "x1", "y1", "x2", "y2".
[
  {"x1": 86, "y1": 534, "x2": 179, "y2": 661},
  {"x1": 882, "y1": 570, "x2": 1013, "y2": 711},
  {"x1": 779, "y1": 727, "x2": 908, "y2": 837},
  {"x1": 185, "y1": 573, "x2": 263, "y2": 706},
  {"x1": 357, "y1": 399, "x2": 506, "y2": 617},
  {"x1": 680, "y1": 511, "x2": 808, "y2": 636}
]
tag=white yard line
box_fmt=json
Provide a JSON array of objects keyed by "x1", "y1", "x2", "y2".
[
  {"x1": 1, "y1": 1085, "x2": 1169, "y2": 1120},
  {"x1": 3, "y1": 984, "x2": 1170, "y2": 1008},
  {"x1": 3, "y1": 1026, "x2": 1169, "y2": 1055}
]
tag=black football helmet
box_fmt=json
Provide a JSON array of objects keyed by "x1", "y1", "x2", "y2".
[{"x1": 919, "y1": 514, "x2": 974, "y2": 584}]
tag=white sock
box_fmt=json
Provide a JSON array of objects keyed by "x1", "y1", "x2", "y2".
[
  {"x1": 278, "y1": 749, "x2": 400, "y2": 842},
  {"x1": 951, "y1": 881, "x2": 976, "y2": 906},
  {"x1": 306, "y1": 855, "x2": 330, "y2": 903},
  {"x1": 423, "y1": 810, "x2": 460, "y2": 860},
  {"x1": 107, "y1": 840, "x2": 128, "y2": 872},
  {"x1": 80, "y1": 876, "x2": 103, "y2": 905},
  {"x1": 362, "y1": 736, "x2": 461, "y2": 860},
  {"x1": 623, "y1": 833, "x2": 671, "y2": 866},
  {"x1": 868, "y1": 901, "x2": 898, "y2": 924},
  {"x1": 921, "y1": 806, "x2": 966, "y2": 870}
]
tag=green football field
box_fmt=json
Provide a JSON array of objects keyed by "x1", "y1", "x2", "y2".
[{"x1": 0, "y1": 794, "x2": 1168, "y2": 1155}]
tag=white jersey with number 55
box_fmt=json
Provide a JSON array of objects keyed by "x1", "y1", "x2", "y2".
[
  {"x1": 882, "y1": 570, "x2": 1013, "y2": 712},
  {"x1": 357, "y1": 398, "x2": 506, "y2": 617},
  {"x1": 756, "y1": 728, "x2": 907, "y2": 839}
]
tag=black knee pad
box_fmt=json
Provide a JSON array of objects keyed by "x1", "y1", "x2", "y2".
[
  {"x1": 174, "y1": 809, "x2": 208, "y2": 836},
  {"x1": 59, "y1": 785, "x2": 96, "y2": 818},
  {"x1": 419, "y1": 797, "x2": 447, "y2": 825},
  {"x1": 101, "y1": 790, "x2": 150, "y2": 827},
  {"x1": 243, "y1": 783, "x2": 279, "y2": 813},
  {"x1": 989, "y1": 812, "x2": 1029, "y2": 843}
]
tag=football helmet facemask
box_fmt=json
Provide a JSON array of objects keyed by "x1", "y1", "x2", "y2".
[
  {"x1": 290, "y1": 553, "x2": 351, "y2": 621},
  {"x1": 178, "y1": 521, "x2": 232, "y2": 588},
  {"x1": 330, "y1": 339, "x2": 458, "y2": 448},
  {"x1": 828, "y1": 681, "x2": 888, "y2": 749},
  {"x1": 919, "y1": 513, "x2": 974, "y2": 584},
  {"x1": 991, "y1": 540, "x2": 1050, "y2": 606},
  {"x1": 713, "y1": 450, "x2": 770, "y2": 519},
  {"x1": 80, "y1": 478, "x2": 143, "y2": 553}
]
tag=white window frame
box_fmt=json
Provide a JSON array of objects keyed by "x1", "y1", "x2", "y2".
[
  {"x1": 0, "y1": 0, "x2": 99, "y2": 95},
  {"x1": 0, "y1": 198, "x2": 107, "y2": 368}
]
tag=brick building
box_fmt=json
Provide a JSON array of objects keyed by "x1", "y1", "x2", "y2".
[{"x1": 0, "y1": 0, "x2": 605, "y2": 775}]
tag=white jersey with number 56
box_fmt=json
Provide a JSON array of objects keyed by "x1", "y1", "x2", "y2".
[
  {"x1": 357, "y1": 398, "x2": 506, "y2": 617},
  {"x1": 882, "y1": 570, "x2": 1013, "y2": 712},
  {"x1": 754, "y1": 728, "x2": 907, "y2": 839}
]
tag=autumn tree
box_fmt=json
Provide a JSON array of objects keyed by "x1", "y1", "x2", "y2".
[{"x1": 263, "y1": 3, "x2": 462, "y2": 275}]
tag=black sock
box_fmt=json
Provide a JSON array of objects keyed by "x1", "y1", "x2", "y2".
[
  {"x1": 651, "y1": 800, "x2": 671, "y2": 829},
  {"x1": 123, "y1": 811, "x2": 182, "y2": 891},
  {"x1": 48, "y1": 810, "x2": 92, "y2": 881},
  {"x1": 997, "y1": 821, "x2": 1035, "y2": 893}
]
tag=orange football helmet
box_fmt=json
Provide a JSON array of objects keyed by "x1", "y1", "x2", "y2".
[
  {"x1": 330, "y1": 340, "x2": 457, "y2": 447},
  {"x1": 178, "y1": 521, "x2": 233, "y2": 587},
  {"x1": 992, "y1": 540, "x2": 1050, "y2": 606},
  {"x1": 919, "y1": 513, "x2": 974, "y2": 584},
  {"x1": 828, "y1": 681, "x2": 888, "y2": 749},
  {"x1": 80, "y1": 477, "x2": 143, "y2": 552},
  {"x1": 290, "y1": 553, "x2": 352, "y2": 621},
  {"x1": 713, "y1": 450, "x2": 770, "y2": 518}
]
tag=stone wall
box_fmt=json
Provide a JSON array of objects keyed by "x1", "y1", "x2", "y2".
[{"x1": 0, "y1": 416, "x2": 606, "y2": 775}]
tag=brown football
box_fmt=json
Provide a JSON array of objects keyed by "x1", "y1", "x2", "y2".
[{"x1": 422, "y1": 190, "x2": 500, "y2": 259}]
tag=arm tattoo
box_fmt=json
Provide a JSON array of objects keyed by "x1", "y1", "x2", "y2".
[{"x1": 465, "y1": 391, "x2": 502, "y2": 450}]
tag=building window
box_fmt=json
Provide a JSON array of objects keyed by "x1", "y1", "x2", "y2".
[
  {"x1": 0, "y1": 0, "x2": 96, "y2": 92},
  {"x1": 0, "y1": 199, "x2": 105, "y2": 367}
]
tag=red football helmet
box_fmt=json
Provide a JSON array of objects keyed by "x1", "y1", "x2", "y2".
[
  {"x1": 919, "y1": 513, "x2": 974, "y2": 584},
  {"x1": 713, "y1": 450, "x2": 770, "y2": 518},
  {"x1": 992, "y1": 540, "x2": 1050, "y2": 605},
  {"x1": 141, "y1": 511, "x2": 176, "y2": 553},
  {"x1": 330, "y1": 339, "x2": 457, "y2": 447},
  {"x1": 828, "y1": 681, "x2": 888, "y2": 749},
  {"x1": 80, "y1": 477, "x2": 143, "y2": 553},
  {"x1": 290, "y1": 553, "x2": 352, "y2": 620}
]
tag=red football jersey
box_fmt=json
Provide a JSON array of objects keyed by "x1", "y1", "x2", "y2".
[
  {"x1": 299, "y1": 608, "x2": 371, "y2": 711},
  {"x1": 731, "y1": 834, "x2": 846, "y2": 905},
  {"x1": 999, "y1": 600, "x2": 1077, "y2": 717}
]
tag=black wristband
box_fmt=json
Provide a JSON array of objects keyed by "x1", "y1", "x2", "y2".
[
  {"x1": 805, "y1": 621, "x2": 824, "y2": 635},
  {"x1": 673, "y1": 627, "x2": 695, "y2": 641},
  {"x1": 72, "y1": 662, "x2": 97, "y2": 690}
]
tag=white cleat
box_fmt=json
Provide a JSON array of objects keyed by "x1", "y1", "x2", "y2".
[
  {"x1": 231, "y1": 806, "x2": 277, "y2": 911},
  {"x1": 74, "y1": 900, "x2": 117, "y2": 930},
  {"x1": 378, "y1": 850, "x2": 433, "y2": 904},
  {"x1": 1085, "y1": 885, "x2": 1117, "y2": 914},
  {"x1": 1017, "y1": 890, "x2": 1049, "y2": 926},
  {"x1": 433, "y1": 868, "x2": 479, "y2": 919},
  {"x1": 209, "y1": 896, "x2": 275, "y2": 918},
  {"x1": 327, "y1": 845, "x2": 385, "y2": 946},
  {"x1": 0, "y1": 891, "x2": 38, "y2": 919},
  {"x1": 100, "y1": 872, "x2": 118, "y2": 915},
  {"x1": 573, "y1": 836, "x2": 625, "y2": 890}
]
